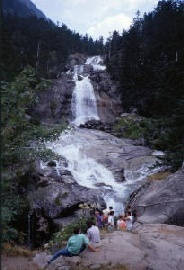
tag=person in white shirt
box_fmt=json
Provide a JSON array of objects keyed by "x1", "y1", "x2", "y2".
[
  {"x1": 125, "y1": 211, "x2": 133, "y2": 231},
  {"x1": 87, "y1": 220, "x2": 100, "y2": 247},
  {"x1": 108, "y1": 211, "x2": 114, "y2": 232}
]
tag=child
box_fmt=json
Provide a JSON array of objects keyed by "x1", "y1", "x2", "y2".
[{"x1": 117, "y1": 216, "x2": 126, "y2": 231}]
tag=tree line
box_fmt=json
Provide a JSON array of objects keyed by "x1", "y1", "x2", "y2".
[
  {"x1": 105, "y1": 0, "x2": 184, "y2": 170},
  {"x1": 1, "y1": 14, "x2": 104, "y2": 81}
]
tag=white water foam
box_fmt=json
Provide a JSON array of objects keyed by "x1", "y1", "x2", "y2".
[
  {"x1": 45, "y1": 127, "x2": 159, "y2": 216},
  {"x1": 86, "y1": 56, "x2": 106, "y2": 71},
  {"x1": 71, "y1": 76, "x2": 99, "y2": 126},
  {"x1": 71, "y1": 58, "x2": 101, "y2": 126}
]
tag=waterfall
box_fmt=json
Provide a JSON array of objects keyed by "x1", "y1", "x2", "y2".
[
  {"x1": 46, "y1": 127, "x2": 126, "y2": 215},
  {"x1": 44, "y1": 55, "x2": 161, "y2": 216},
  {"x1": 86, "y1": 56, "x2": 106, "y2": 71},
  {"x1": 71, "y1": 56, "x2": 105, "y2": 126}
]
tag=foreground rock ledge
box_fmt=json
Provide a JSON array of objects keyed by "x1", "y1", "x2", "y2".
[{"x1": 34, "y1": 224, "x2": 184, "y2": 270}]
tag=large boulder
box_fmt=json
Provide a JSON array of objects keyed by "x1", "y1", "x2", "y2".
[
  {"x1": 26, "y1": 159, "x2": 105, "y2": 246},
  {"x1": 28, "y1": 160, "x2": 105, "y2": 220},
  {"x1": 129, "y1": 169, "x2": 184, "y2": 225},
  {"x1": 33, "y1": 224, "x2": 184, "y2": 270}
]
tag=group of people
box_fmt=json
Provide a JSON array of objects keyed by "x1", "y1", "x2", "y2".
[
  {"x1": 46, "y1": 220, "x2": 100, "y2": 267},
  {"x1": 45, "y1": 206, "x2": 134, "y2": 268},
  {"x1": 96, "y1": 206, "x2": 133, "y2": 232}
]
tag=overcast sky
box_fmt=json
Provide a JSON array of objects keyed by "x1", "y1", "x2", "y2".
[{"x1": 32, "y1": 0, "x2": 158, "y2": 39}]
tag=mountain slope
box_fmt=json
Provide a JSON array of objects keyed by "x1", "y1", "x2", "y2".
[{"x1": 2, "y1": 0, "x2": 46, "y2": 19}]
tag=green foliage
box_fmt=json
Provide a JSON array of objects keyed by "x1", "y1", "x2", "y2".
[
  {"x1": 1, "y1": 66, "x2": 62, "y2": 167},
  {"x1": 1, "y1": 67, "x2": 66, "y2": 243},
  {"x1": 114, "y1": 117, "x2": 146, "y2": 139},
  {"x1": 49, "y1": 217, "x2": 92, "y2": 249},
  {"x1": 106, "y1": 0, "x2": 184, "y2": 171},
  {"x1": 113, "y1": 115, "x2": 184, "y2": 171},
  {"x1": 1, "y1": 173, "x2": 29, "y2": 242}
]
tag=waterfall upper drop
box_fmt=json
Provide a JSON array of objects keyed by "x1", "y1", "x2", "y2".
[{"x1": 71, "y1": 56, "x2": 105, "y2": 126}]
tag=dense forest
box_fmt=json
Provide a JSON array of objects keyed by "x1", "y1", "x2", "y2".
[
  {"x1": 1, "y1": 14, "x2": 104, "y2": 81},
  {"x1": 105, "y1": 0, "x2": 184, "y2": 170}
]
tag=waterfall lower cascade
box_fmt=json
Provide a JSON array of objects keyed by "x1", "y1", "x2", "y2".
[
  {"x1": 45, "y1": 56, "x2": 161, "y2": 216},
  {"x1": 71, "y1": 56, "x2": 105, "y2": 126}
]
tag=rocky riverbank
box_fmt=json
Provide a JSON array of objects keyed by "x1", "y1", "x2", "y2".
[
  {"x1": 2, "y1": 223, "x2": 184, "y2": 270},
  {"x1": 31, "y1": 224, "x2": 184, "y2": 270},
  {"x1": 26, "y1": 125, "x2": 163, "y2": 246}
]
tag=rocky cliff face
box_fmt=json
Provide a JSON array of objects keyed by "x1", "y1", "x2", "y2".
[
  {"x1": 31, "y1": 54, "x2": 123, "y2": 124},
  {"x1": 90, "y1": 69, "x2": 122, "y2": 123},
  {"x1": 30, "y1": 72, "x2": 75, "y2": 124}
]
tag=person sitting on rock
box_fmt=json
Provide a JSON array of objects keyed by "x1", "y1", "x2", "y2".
[
  {"x1": 87, "y1": 220, "x2": 101, "y2": 247},
  {"x1": 47, "y1": 225, "x2": 98, "y2": 266}
]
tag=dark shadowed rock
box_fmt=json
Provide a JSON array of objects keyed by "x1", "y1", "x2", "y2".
[
  {"x1": 28, "y1": 160, "x2": 106, "y2": 221},
  {"x1": 47, "y1": 161, "x2": 57, "y2": 167}
]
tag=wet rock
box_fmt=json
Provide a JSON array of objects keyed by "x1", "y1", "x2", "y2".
[
  {"x1": 47, "y1": 160, "x2": 57, "y2": 167},
  {"x1": 78, "y1": 75, "x2": 83, "y2": 81},
  {"x1": 28, "y1": 159, "x2": 106, "y2": 222},
  {"x1": 94, "y1": 182, "x2": 113, "y2": 188},
  {"x1": 129, "y1": 169, "x2": 184, "y2": 226},
  {"x1": 66, "y1": 128, "x2": 157, "y2": 185},
  {"x1": 28, "y1": 180, "x2": 105, "y2": 219}
]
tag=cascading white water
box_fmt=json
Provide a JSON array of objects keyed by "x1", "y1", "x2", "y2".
[
  {"x1": 86, "y1": 56, "x2": 106, "y2": 71},
  {"x1": 71, "y1": 56, "x2": 105, "y2": 126},
  {"x1": 44, "y1": 56, "x2": 162, "y2": 216},
  {"x1": 46, "y1": 127, "x2": 127, "y2": 215},
  {"x1": 46, "y1": 127, "x2": 161, "y2": 216},
  {"x1": 71, "y1": 76, "x2": 99, "y2": 126}
]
